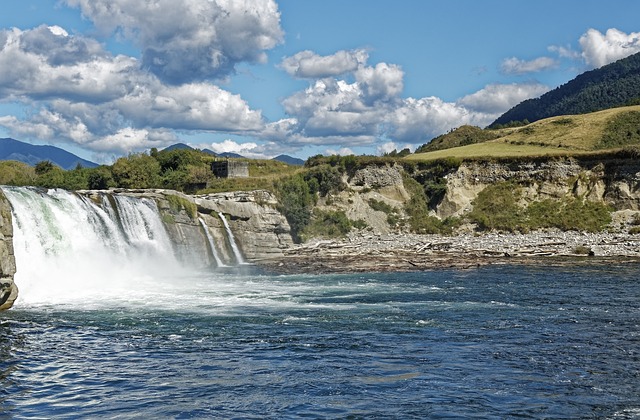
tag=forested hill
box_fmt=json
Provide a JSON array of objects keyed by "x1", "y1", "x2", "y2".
[{"x1": 490, "y1": 52, "x2": 640, "y2": 127}]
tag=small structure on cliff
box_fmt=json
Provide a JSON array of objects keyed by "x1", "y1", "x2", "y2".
[{"x1": 211, "y1": 159, "x2": 249, "y2": 178}]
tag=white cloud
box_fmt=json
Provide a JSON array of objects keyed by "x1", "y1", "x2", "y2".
[
  {"x1": 270, "y1": 46, "x2": 552, "y2": 148},
  {"x1": 500, "y1": 56, "x2": 558, "y2": 75},
  {"x1": 280, "y1": 49, "x2": 368, "y2": 78},
  {"x1": 0, "y1": 25, "x2": 266, "y2": 156},
  {"x1": 457, "y1": 82, "x2": 550, "y2": 114},
  {"x1": 202, "y1": 139, "x2": 289, "y2": 159},
  {"x1": 376, "y1": 142, "x2": 398, "y2": 155},
  {"x1": 64, "y1": 0, "x2": 284, "y2": 83},
  {"x1": 324, "y1": 147, "x2": 354, "y2": 156},
  {"x1": 355, "y1": 62, "x2": 404, "y2": 103},
  {"x1": 548, "y1": 44, "x2": 580, "y2": 60},
  {"x1": 579, "y1": 28, "x2": 640, "y2": 69},
  {"x1": 207, "y1": 139, "x2": 258, "y2": 154}
]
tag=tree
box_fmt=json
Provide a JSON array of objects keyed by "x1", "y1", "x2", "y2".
[{"x1": 112, "y1": 153, "x2": 161, "y2": 189}]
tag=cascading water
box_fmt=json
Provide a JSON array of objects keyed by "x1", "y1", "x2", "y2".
[
  {"x1": 219, "y1": 212, "x2": 246, "y2": 264},
  {"x1": 1, "y1": 186, "x2": 185, "y2": 307},
  {"x1": 198, "y1": 217, "x2": 226, "y2": 267}
]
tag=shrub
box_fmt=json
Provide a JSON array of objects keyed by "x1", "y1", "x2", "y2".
[
  {"x1": 303, "y1": 209, "x2": 352, "y2": 239},
  {"x1": 468, "y1": 182, "x2": 524, "y2": 232},
  {"x1": 274, "y1": 174, "x2": 314, "y2": 243},
  {"x1": 112, "y1": 153, "x2": 161, "y2": 189}
]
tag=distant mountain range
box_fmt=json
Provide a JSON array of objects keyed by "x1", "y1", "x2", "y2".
[
  {"x1": 0, "y1": 138, "x2": 98, "y2": 170},
  {"x1": 162, "y1": 143, "x2": 305, "y2": 165},
  {"x1": 491, "y1": 51, "x2": 640, "y2": 127}
]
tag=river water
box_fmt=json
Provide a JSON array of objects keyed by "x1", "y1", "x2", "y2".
[{"x1": 1, "y1": 264, "x2": 639, "y2": 418}]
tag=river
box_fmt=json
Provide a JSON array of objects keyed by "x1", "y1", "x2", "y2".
[{"x1": 1, "y1": 265, "x2": 639, "y2": 418}]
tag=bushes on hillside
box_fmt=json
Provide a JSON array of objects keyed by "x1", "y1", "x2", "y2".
[{"x1": 468, "y1": 182, "x2": 612, "y2": 232}]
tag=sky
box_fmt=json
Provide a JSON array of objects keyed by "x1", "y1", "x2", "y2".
[{"x1": 0, "y1": 1, "x2": 639, "y2": 164}]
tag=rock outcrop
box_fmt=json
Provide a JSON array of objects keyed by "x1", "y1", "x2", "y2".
[
  {"x1": 0, "y1": 190, "x2": 17, "y2": 310},
  {"x1": 195, "y1": 190, "x2": 293, "y2": 261},
  {"x1": 435, "y1": 156, "x2": 640, "y2": 219}
]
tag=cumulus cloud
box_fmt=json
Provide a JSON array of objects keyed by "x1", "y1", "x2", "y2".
[
  {"x1": 0, "y1": 25, "x2": 265, "y2": 156},
  {"x1": 579, "y1": 28, "x2": 640, "y2": 69},
  {"x1": 64, "y1": 0, "x2": 283, "y2": 84},
  {"x1": 376, "y1": 142, "x2": 399, "y2": 155},
  {"x1": 457, "y1": 83, "x2": 550, "y2": 114},
  {"x1": 201, "y1": 139, "x2": 288, "y2": 159},
  {"x1": 280, "y1": 49, "x2": 368, "y2": 78},
  {"x1": 500, "y1": 56, "x2": 558, "y2": 75},
  {"x1": 355, "y1": 62, "x2": 404, "y2": 103},
  {"x1": 269, "y1": 46, "x2": 552, "y2": 150}
]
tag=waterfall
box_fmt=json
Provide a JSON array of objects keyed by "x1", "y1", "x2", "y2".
[
  {"x1": 198, "y1": 218, "x2": 226, "y2": 267},
  {"x1": 1, "y1": 186, "x2": 184, "y2": 306},
  {"x1": 218, "y1": 212, "x2": 246, "y2": 264}
]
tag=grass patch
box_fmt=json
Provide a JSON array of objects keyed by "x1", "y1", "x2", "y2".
[
  {"x1": 598, "y1": 110, "x2": 640, "y2": 149},
  {"x1": 165, "y1": 194, "x2": 198, "y2": 219}
]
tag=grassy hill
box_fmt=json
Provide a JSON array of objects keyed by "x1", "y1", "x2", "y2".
[{"x1": 407, "y1": 105, "x2": 640, "y2": 161}]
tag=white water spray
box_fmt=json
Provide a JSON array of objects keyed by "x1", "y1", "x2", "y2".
[
  {"x1": 218, "y1": 212, "x2": 246, "y2": 264},
  {"x1": 2, "y1": 187, "x2": 185, "y2": 307},
  {"x1": 198, "y1": 218, "x2": 226, "y2": 267}
]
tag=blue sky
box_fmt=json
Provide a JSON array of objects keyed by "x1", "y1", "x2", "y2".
[{"x1": 1, "y1": 0, "x2": 639, "y2": 163}]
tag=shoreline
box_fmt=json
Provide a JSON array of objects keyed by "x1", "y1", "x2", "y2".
[{"x1": 257, "y1": 230, "x2": 640, "y2": 274}]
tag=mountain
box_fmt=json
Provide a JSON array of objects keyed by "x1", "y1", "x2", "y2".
[
  {"x1": 161, "y1": 143, "x2": 304, "y2": 163},
  {"x1": 491, "y1": 52, "x2": 640, "y2": 127},
  {"x1": 0, "y1": 138, "x2": 98, "y2": 170},
  {"x1": 162, "y1": 143, "x2": 194, "y2": 151},
  {"x1": 272, "y1": 154, "x2": 305, "y2": 165},
  {"x1": 218, "y1": 152, "x2": 244, "y2": 158}
]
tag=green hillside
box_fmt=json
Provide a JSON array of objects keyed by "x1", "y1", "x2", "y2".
[
  {"x1": 408, "y1": 105, "x2": 640, "y2": 161},
  {"x1": 491, "y1": 52, "x2": 640, "y2": 127}
]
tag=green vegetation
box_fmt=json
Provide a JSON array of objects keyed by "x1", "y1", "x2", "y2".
[
  {"x1": 598, "y1": 110, "x2": 640, "y2": 149},
  {"x1": 0, "y1": 147, "x2": 300, "y2": 195},
  {"x1": 274, "y1": 174, "x2": 315, "y2": 243},
  {"x1": 409, "y1": 105, "x2": 640, "y2": 162},
  {"x1": 402, "y1": 174, "x2": 460, "y2": 234},
  {"x1": 467, "y1": 182, "x2": 612, "y2": 233},
  {"x1": 165, "y1": 194, "x2": 198, "y2": 219},
  {"x1": 415, "y1": 125, "x2": 500, "y2": 153},
  {"x1": 303, "y1": 209, "x2": 353, "y2": 239},
  {"x1": 368, "y1": 198, "x2": 401, "y2": 227},
  {"x1": 0, "y1": 161, "x2": 36, "y2": 186}
]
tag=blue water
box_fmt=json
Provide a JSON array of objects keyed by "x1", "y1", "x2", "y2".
[{"x1": 1, "y1": 264, "x2": 639, "y2": 418}]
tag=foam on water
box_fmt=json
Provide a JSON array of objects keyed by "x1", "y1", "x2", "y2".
[{"x1": 2, "y1": 187, "x2": 189, "y2": 308}]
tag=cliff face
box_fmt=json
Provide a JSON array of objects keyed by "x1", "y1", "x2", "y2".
[
  {"x1": 195, "y1": 190, "x2": 293, "y2": 261},
  {"x1": 0, "y1": 190, "x2": 17, "y2": 310},
  {"x1": 435, "y1": 157, "x2": 640, "y2": 219}
]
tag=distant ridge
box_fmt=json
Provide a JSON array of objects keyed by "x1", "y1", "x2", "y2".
[
  {"x1": 491, "y1": 52, "x2": 640, "y2": 127},
  {"x1": 272, "y1": 154, "x2": 304, "y2": 165},
  {"x1": 161, "y1": 143, "x2": 304, "y2": 164},
  {"x1": 0, "y1": 138, "x2": 98, "y2": 170}
]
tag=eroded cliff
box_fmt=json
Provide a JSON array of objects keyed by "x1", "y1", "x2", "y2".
[{"x1": 0, "y1": 190, "x2": 17, "y2": 310}]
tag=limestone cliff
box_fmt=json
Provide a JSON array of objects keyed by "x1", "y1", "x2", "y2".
[
  {"x1": 435, "y1": 156, "x2": 640, "y2": 220},
  {"x1": 195, "y1": 190, "x2": 293, "y2": 261},
  {"x1": 0, "y1": 190, "x2": 17, "y2": 310}
]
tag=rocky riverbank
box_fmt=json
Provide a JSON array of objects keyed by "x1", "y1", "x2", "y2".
[{"x1": 258, "y1": 230, "x2": 640, "y2": 274}]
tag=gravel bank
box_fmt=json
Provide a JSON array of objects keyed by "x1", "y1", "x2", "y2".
[{"x1": 258, "y1": 230, "x2": 640, "y2": 274}]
